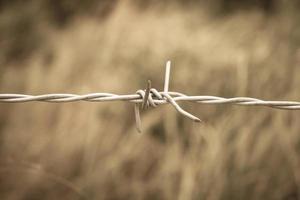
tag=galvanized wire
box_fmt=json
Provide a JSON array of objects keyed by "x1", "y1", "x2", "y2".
[
  {"x1": 1, "y1": 92, "x2": 299, "y2": 109},
  {"x1": 0, "y1": 61, "x2": 299, "y2": 132}
]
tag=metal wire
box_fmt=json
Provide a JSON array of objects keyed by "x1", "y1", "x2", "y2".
[
  {"x1": 1, "y1": 92, "x2": 300, "y2": 109},
  {"x1": 0, "y1": 61, "x2": 299, "y2": 132}
]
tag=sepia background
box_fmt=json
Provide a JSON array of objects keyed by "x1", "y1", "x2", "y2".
[{"x1": 1, "y1": 0, "x2": 300, "y2": 199}]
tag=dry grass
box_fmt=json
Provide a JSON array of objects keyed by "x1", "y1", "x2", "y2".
[{"x1": 0, "y1": 1, "x2": 300, "y2": 199}]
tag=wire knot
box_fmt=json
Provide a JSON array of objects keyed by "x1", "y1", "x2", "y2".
[
  {"x1": 135, "y1": 87, "x2": 164, "y2": 110},
  {"x1": 134, "y1": 61, "x2": 201, "y2": 133}
]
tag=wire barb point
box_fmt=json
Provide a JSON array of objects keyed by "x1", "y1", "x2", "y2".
[
  {"x1": 164, "y1": 61, "x2": 171, "y2": 93},
  {"x1": 134, "y1": 103, "x2": 142, "y2": 133},
  {"x1": 142, "y1": 80, "x2": 151, "y2": 110}
]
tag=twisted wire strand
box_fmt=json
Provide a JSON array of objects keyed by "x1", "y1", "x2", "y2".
[
  {"x1": 0, "y1": 91, "x2": 300, "y2": 109},
  {"x1": 0, "y1": 61, "x2": 299, "y2": 132}
]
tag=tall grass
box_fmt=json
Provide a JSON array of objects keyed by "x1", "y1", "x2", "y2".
[{"x1": 0, "y1": 1, "x2": 300, "y2": 199}]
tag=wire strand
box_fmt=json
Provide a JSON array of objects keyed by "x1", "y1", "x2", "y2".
[
  {"x1": 1, "y1": 92, "x2": 299, "y2": 109},
  {"x1": 0, "y1": 61, "x2": 299, "y2": 132}
]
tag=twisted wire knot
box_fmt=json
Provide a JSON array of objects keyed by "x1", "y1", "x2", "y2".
[
  {"x1": 135, "y1": 88, "x2": 164, "y2": 109},
  {"x1": 134, "y1": 84, "x2": 201, "y2": 133},
  {"x1": 134, "y1": 88, "x2": 165, "y2": 133}
]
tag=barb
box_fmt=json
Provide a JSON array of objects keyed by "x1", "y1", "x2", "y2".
[
  {"x1": 142, "y1": 80, "x2": 152, "y2": 110},
  {"x1": 164, "y1": 60, "x2": 171, "y2": 93},
  {"x1": 0, "y1": 61, "x2": 300, "y2": 132}
]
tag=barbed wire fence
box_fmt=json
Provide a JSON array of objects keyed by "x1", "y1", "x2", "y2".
[{"x1": 1, "y1": 61, "x2": 300, "y2": 132}]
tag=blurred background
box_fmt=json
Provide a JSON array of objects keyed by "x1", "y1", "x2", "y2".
[{"x1": 0, "y1": 0, "x2": 300, "y2": 199}]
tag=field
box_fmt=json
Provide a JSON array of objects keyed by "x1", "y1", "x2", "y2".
[{"x1": 0, "y1": 0, "x2": 300, "y2": 199}]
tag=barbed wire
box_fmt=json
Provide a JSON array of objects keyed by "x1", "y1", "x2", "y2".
[{"x1": 0, "y1": 61, "x2": 299, "y2": 132}]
